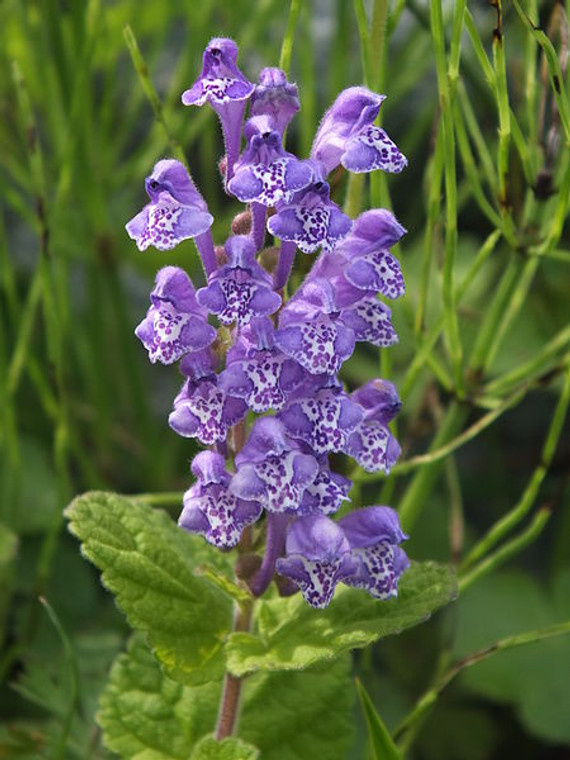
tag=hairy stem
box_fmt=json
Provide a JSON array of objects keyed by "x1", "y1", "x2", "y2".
[{"x1": 215, "y1": 601, "x2": 253, "y2": 740}]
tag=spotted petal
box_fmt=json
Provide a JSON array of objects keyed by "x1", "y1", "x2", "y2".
[
  {"x1": 340, "y1": 297, "x2": 398, "y2": 347},
  {"x1": 268, "y1": 198, "x2": 352, "y2": 254},
  {"x1": 298, "y1": 468, "x2": 352, "y2": 516},
  {"x1": 275, "y1": 516, "x2": 359, "y2": 608},
  {"x1": 344, "y1": 420, "x2": 401, "y2": 473},
  {"x1": 231, "y1": 450, "x2": 318, "y2": 513},
  {"x1": 219, "y1": 352, "x2": 306, "y2": 413},
  {"x1": 198, "y1": 273, "x2": 281, "y2": 327},
  {"x1": 342, "y1": 125, "x2": 407, "y2": 174},
  {"x1": 279, "y1": 390, "x2": 363, "y2": 456},
  {"x1": 168, "y1": 377, "x2": 248, "y2": 444},
  {"x1": 228, "y1": 157, "x2": 313, "y2": 206},
  {"x1": 274, "y1": 319, "x2": 355, "y2": 375},
  {"x1": 344, "y1": 542, "x2": 409, "y2": 599},
  {"x1": 180, "y1": 482, "x2": 262, "y2": 549},
  {"x1": 344, "y1": 249, "x2": 405, "y2": 299},
  {"x1": 126, "y1": 194, "x2": 214, "y2": 252}
]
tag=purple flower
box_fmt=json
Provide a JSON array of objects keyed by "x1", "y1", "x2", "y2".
[
  {"x1": 267, "y1": 180, "x2": 352, "y2": 254},
  {"x1": 197, "y1": 236, "x2": 281, "y2": 326},
  {"x1": 279, "y1": 386, "x2": 364, "y2": 456},
  {"x1": 298, "y1": 465, "x2": 352, "y2": 516},
  {"x1": 181, "y1": 38, "x2": 254, "y2": 181},
  {"x1": 311, "y1": 87, "x2": 407, "y2": 176},
  {"x1": 179, "y1": 451, "x2": 262, "y2": 548},
  {"x1": 276, "y1": 516, "x2": 359, "y2": 608},
  {"x1": 339, "y1": 506, "x2": 409, "y2": 599},
  {"x1": 345, "y1": 381, "x2": 402, "y2": 474},
  {"x1": 231, "y1": 418, "x2": 319, "y2": 513},
  {"x1": 126, "y1": 160, "x2": 213, "y2": 252},
  {"x1": 168, "y1": 351, "x2": 248, "y2": 445},
  {"x1": 227, "y1": 116, "x2": 313, "y2": 206},
  {"x1": 338, "y1": 295, "x2": 398, "y2": 348},
  {"x1": 219, "y1": 317, "x2": 307, "y2": 412},
  {"x1": 135, "y1": 267, "x2": 216, "y2": 364},
  {"x1": 274, "y1": 278, "x2": 356, "y2": 374},
  {"x1": 351, "y1": 379, "x2": 402, "y2": 424},
  {"x1": 336, "y1": 210, "x2": 406, "y2": 300},
  {"x1": 344, "y1": 419, "x2": 402, "y2": 474},
  {"x1": 250, "y1": 67, "x2": 300, "y2": 137}
]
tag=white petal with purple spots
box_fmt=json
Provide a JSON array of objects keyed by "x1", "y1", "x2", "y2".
[
  {"x1": 280, "y1": 391, "x2": 363, "y2": 456},
  {"x1": 252, "y1": 450, "x2": 318, "y2": 513},
  {"x1": 344, "y1": 249, "x2": 405, "y2": 300},
  {"x1": 345, "y1": 542, "x2": 399, "y2": 599},
  {"x1": 345, "y1": 420, "x2": 401, "y2": 473},
  {"x1": 342, "y1": 126, "x2": 408, "y2": 174},
  {"x1": 340, "y1": 298, "x2": 398, "y2": 347},
  {"x1": 275, "y1": 319, "x2": 355, "y2": 375}
]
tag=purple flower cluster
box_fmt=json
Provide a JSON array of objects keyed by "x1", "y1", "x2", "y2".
[{"x1": 127, "y1": 38, "x2": 410, "y2": 608}]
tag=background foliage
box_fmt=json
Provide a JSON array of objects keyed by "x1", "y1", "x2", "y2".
[{"x1": 1, "y1": 0, "x2": 569, "y2": 758}]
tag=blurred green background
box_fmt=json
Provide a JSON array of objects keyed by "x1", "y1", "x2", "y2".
[{"x1": 1, "y1": 0, "x2": 569, "y2": 757}]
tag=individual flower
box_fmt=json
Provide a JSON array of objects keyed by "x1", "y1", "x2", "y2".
[
  {"x1": 197, "y1": 235, "x2": 282, "y2": 327},
  {"x1": 311, "y1": 87, "x2": 407, "y2": 176},
  {"x1": 274, "y1": 279, "x2": 356, "y2": 375},
  {"x1": 219, "y1": 317, "x2": 307, "y2": 413},
  {"x1": 335, "y1": 209, "x2": 406, "y2": 300},
  {"x1": 339, "y1": 506, "x2": 409, "y2": 598},
  {"x1": 179, "y1": 451, "x2": 262, "y2": 548},
  {"x1": 227, "y1": 115, "x2": 313, "y2": 206},
  {"x1": 274, "y1": 269, "x2": 398, "y2": 376},
  {"x1": 279, "y1": 385, "x2": 364, "y2": 456},
  {"x1": 168, "y1": 350, "x2": 248, "y2": 444},
  {"x1": 231, "y1": 417, "x2": 319, "y2": 513},
  {"x1": 181, "y1": 38, "x2": 254, "y2": 181},
  {"x1": 275, "y1": 516, "x2": 360, "y2": 608},
  {"x1": 250, "y1": 67, "x2": 300, "y2": 137},
  {"x1": 267, "y1": 180, "x2": 352, "y2": 254},
  {"x1": 125, "y1": 159, "x2": 214, "y2": 253},
  {"x1": 344, "y1": 380, "x2": 402, "y2": 473},
  {"x1": 135, "y1": 266, "x2": 216, "y2": 364}
]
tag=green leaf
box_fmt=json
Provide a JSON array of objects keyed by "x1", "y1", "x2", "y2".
[
  {"x1": 66, "y1": 491, "x2": 233, "y2": 685},
  {"x1": 190, "y1": 735, "x2": 259, "y2": 760},
  {"x1": 98, "y1": 634, "x2": 220, "y2": 759},
  {"x1": 454, "y1": 568, "x2": 570, "y2": 744},
  {"x1": 240, "y1": 655, "x2": 355, "y2": 760},
  {"x1": 356, "y1": 678, "x2": 403, "y2": 760},
  {"x1": 226, "y1": 562, "x2": 456, "y2": 676},
  {"x1": 99, "y1": 635, "x2": 355, "y2": 760}
]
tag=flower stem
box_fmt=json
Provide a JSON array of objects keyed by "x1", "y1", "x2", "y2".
[
  {"x1": 249, "y1": 513, "x2": 289, "y2": 596},
  {"x1": 215, "y1": 601, "x2": 253, "y2": 740}
]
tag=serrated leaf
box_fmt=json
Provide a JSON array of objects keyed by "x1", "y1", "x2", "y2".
[
  {"x1": 98, "y1": 634, "x2": 220, "y2": 759},
  {"x1": 66, "y1": 491, "x2": 233, "y2": 685},
  {"x1": 226, "y1": 562, "x2": 456, "y2": 676},
  {"x1": 240, "y1": 654, "x2": 355, "y2": 760},
  {"x1": 356, "y1": 678, "x2": 402, "y2": 760},
  {"x1": 99, "y1": 635, "x2": 354, "y2": 760},
  {"x1": 190, "y1": 735, "x2": 259, "y2": 760}
]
